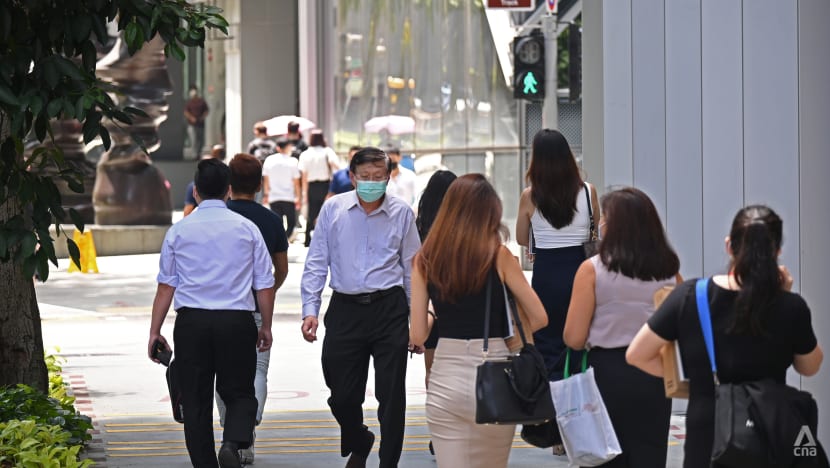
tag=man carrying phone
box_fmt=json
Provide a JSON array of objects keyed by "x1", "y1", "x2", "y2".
[
  {"x1": 301, "y1": 147, "x2": 421, "y2": 468},
  {"x1": 148, "y1": 159, "x2": 275, "y2": 468}
]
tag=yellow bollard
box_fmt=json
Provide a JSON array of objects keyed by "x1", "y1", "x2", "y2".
[{"x1": 67, "y1": 229, "x2": 99, "y2": 274}]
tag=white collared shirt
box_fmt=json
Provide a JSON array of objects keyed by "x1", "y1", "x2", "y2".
[
  {"x1": 157, "y1": 199, "x2": 275, "y2": 311},
  {"x1": 386, "y1": 166, "x2": 417, "y2": 206}
]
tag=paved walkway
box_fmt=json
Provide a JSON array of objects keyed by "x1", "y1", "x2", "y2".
[{"x1": 37, "y1": 242, "x2": 688, "y2": 467}]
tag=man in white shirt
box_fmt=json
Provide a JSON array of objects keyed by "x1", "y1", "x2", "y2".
[
  {"x1": 263, "y1": 139, "x2": 301, "y2": 241},
  {"x1": 148, "y1": 159, "x2": 275, "y2": 468},
  {"x1": 385, "y1": 147, "x2": 417, "y2": 206}
]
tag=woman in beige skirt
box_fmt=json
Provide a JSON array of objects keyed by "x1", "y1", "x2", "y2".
[{"x1": 410, "y1": 174, "x2": 548, "y2": 467}]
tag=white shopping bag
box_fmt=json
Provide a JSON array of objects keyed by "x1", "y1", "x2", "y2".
[{"x1": 550, "y1": 367, "x2": 622, "y2": 466}]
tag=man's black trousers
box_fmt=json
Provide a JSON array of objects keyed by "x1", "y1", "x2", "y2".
[
  {"x1": 174, "y1": 308, "x2": 258, "y2": 467},
  {"x1": 322, "y1": 287, "x2": 409, "y2": 468}
]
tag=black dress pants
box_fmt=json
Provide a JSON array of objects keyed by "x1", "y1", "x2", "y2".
[
  {"x1": 322, "y1": 287, "x2": 409, "y2": 468},
  {"x1": 174, "y1": 308, "x2": 258, "y2": 468},
  {"x1": 270, "y1": 200, "x2": 297, "y2": 239},
  {"x1": 305, "y1": 181, "x2": 329, "y2": 246}
]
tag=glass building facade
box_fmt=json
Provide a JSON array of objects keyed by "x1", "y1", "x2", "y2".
[{"x1": 321, "y1": 0, "x2": 524, "y2": 230}]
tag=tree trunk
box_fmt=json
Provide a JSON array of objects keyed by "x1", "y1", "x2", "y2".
[{"x1": 0, "y1": 111, "x2": 48, "y2": 392}]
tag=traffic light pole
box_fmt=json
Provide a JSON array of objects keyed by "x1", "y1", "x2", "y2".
[{"x1": 542, "y1": 13, "x2": 558, "y2": 130}]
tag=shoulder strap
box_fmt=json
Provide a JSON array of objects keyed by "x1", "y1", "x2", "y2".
[
  {"x1": 695, "y1": 278, "x2": 720, "y2": 383},
  {"x1": 482, "y1": 273, "x2": 494, "y2": 354},
  {"x1": 583, "y1": 183, "x2": 596, "y2": 241}
]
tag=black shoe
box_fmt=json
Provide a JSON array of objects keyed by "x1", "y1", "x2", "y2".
[
  {"x1": 218, "y1": 441, "x2": 242, "y2": 468},
  {"x1": 429, "y1": 440, "x2": 434, "y2": 455},
  {"x1": 345, "y1": 431, "x2": 374, "y2": 468}
]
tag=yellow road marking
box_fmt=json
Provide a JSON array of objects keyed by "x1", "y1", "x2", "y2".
[
  {"x1": 104, "y1": 416, "x2": 427, "y2": 428},
  {"x1": 107, "y1": 444, "x2": 538, "y2": 458},
  {"x1": 102, "y1": 406, "x2": 427, "y2": 418}
]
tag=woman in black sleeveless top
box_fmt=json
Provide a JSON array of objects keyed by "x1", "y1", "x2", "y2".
[
  {"x1": 627, "y1": 205, "x2": 824, "y2": 468},
  {"x1": 409, "y1": 174, "x2": 548, "y2": 468}
]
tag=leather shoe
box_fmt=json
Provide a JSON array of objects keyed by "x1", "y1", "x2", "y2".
[
  {"x1": 218, "y1": 441, "x2": 242, "y2": 468},
  {"x1": 345, "y1": 431, "x2": 374, "y2": 468}
]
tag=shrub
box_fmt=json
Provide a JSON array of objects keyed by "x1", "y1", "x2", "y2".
[
  {"x1": 0, "y1": 419, "x2": 93, "y2": 468},
  {"x1": 0, "y1": 384, "x2": 92, "y2": 447},
  {"x1": 44, "y1": 351, "x2": 74, "y2": 408}
]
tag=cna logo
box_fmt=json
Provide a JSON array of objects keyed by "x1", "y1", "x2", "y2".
[{"x1": 794, "y1": 425, "x2": 817, "y2": 457}]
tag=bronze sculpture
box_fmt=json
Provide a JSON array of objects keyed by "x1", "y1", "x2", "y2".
[{"x1": 92, "y1": 35, "x2": 173, "y2": 225}]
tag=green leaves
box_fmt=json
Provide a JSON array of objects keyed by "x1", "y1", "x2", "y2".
[
  {"x1": 164, "y1": 42, "x2": 186, "y2": 61},
  {"x1": 0, "y1": 383, "x2": 94, "y2": 459},
  {"x1": 124, "y1": 21, "x2": 146, "y2": 55},
  {"x1": 0, "y1": 82, "x2": 19, "y2": 106},
  {"x1": 0, "y1": 0, "x2": 228, "y2": 281}
]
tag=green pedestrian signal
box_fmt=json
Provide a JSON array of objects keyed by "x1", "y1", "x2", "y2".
[
  {"x1": 523, "y1": 72, "x2": 539, "y2": 95},
  {"x1": 513, "y1": 32, "x2": 545, "y2": 101}
]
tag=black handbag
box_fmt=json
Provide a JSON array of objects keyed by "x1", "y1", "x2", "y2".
[
  {"x1": 582, "y1": 183, "x2": 598, "y2": 257},
  {"x1": 695, "y1": 279, "x2": 828, "y2": 468},
  {"x1": 165, "y1": 359, "x2": 185, "y2": 424},
  {"x1": 475, "y1": 275, "x2": 556, "y2": 425}
]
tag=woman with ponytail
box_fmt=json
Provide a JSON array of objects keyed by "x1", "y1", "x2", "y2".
[{"x1": 626, "y1": 205, "x2": 823, "y2": 468}]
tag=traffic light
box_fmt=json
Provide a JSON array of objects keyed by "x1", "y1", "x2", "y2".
[{"x1": 513, "y1": 30, "x2": 545, "y2": 101}]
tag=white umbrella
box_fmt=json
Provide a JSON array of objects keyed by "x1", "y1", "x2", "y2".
[
  {"x1": 263, "y1": 115, "x2": 316, "y2": 136},
  {"x1": 363, "y1": 115, "x2": 415, "y2": 135}
]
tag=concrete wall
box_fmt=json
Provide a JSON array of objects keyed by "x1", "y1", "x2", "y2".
[
  {"x1": 584, "y1": 0, "x2": 830, "y2": 446},
  {"x1": 797, "y1": 0, "x2": 830, "y2": 447},
  {"x1": 225, "y1": 0, "x2": 299, "y2": 155}
]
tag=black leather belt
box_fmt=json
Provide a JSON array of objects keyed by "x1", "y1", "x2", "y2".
[{"x1": 333, "y1": 287, "x2": 401, "y2": 305}]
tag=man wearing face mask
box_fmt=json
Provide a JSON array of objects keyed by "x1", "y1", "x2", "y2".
[{"x1": 300, "y1": 147, "x2": 421, "y2": 468}]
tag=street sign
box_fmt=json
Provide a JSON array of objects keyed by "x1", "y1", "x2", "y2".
[
  {"x1": 485, "y1": 0, "x2": 534, "y2": 11},
  {"x1": 546, "y1": 0, "x2": 558, "y2": 14}
]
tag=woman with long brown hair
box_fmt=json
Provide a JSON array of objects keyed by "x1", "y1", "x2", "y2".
[
  {"x1": 564, "y1": 187, "x2": 680, "y2": 467},
  {"x1": 410, "y1": 174, "x2": 548, "y2": 467}
]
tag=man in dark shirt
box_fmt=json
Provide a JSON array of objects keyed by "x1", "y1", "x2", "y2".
[
  {"x1": 247, "y1": 122, "x2": 278, "y2": 162},
  {"x1": 183, "y1": 145, "x2": 225, "y2": 217},
  {"x1": 215, "y1": 152, "x2": 289, "y2": 464},
  {"x1": 327, "y1": 145, "x2": 360, "y2": 199},
  {"x1": 286, "y1": 121, "x2": 308, "y2": 160},
  {"x1": 184, "y1": 85, "x2": 210, "y2": 158}
]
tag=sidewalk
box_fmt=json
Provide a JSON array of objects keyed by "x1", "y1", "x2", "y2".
[{"x1": 35, "y1": 237, "x2": 688, "y2": 467}]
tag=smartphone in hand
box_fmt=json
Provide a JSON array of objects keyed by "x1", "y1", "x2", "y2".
[{"x1": 152, "y1": 339, "x2": 172, "y2": 367}]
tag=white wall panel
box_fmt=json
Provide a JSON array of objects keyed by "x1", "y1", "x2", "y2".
[
  {"x1": 602, "y1": 0, "x2": 633, "y2": 188},
  {"x1": 742, "y1": 1, "x2": 800, "y2": 285},
  {"x1": 665, "y1": 0, "x2": 703, "y2": 277},
  {"x1": 798, "y1": 0, "x2": 830, "y2": 448},
  {"x1": 631, "y1": 0, "x2": 667, "y2": 219},
  {"x1": 700, "y1": 0, "x2": 744, "y2": 275}
]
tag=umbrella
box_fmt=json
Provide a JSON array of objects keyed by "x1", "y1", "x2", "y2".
[
  {"x1": 263, "y1": 115, "x2": 316, "y2": 136},
  {"x1": 363, "y1": 115, "x2": 415, "y2": 135}
]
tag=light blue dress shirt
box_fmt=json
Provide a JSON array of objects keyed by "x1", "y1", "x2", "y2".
[
  {"x1": 301, "y1": 192, "x2": 421, "y2": 318},
  {"x1": 157, "y1": 199, "x2": 275, "y2": 311}
]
